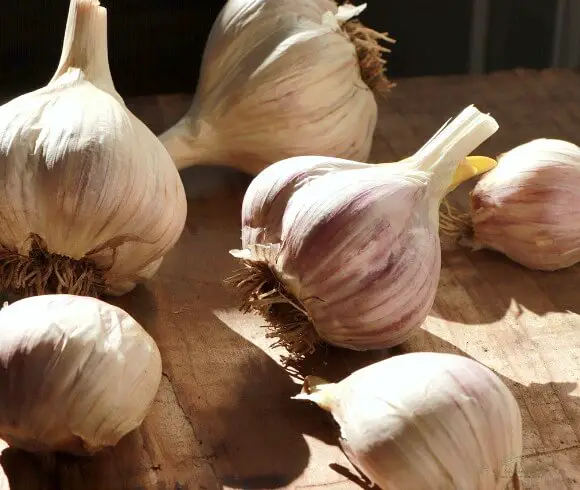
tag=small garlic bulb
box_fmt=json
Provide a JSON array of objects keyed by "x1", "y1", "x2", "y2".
[
  {"x1": 228, "y1": 105, "x2": 498, "y2": 358},
  {"x1": 159, "y1": 0, "x2": 395, "y2": 175},
  {"x1": 0, "y1": 0, "x2": 187, "y2": 297},
  {"x1": 294, "y1": 352, "x2": 523, "y2": 489},
  {"x1": 0, "y1": 294, "x2": 162, "y2": 455},
  {"x1": 445, "y1": 138, "x2": 580, "y2": 270}
]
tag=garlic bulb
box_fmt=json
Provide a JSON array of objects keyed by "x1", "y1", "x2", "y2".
[
  {"x1": 159, "y1": 0, "x2": 395, "y2": 175},
  {"x1": 0, "y1": 294, "x2": 162, "y2": 455},
  {"x1": 228, "y1": 105, "x2": 499, "y2": 358},
  {"x1": 0, "y1": 0, "x2": 187, "y2": 297},
  {"x1": 294, "y1": 352, "x2": 523, "y2": 489},
  {"x1": 443, "y1": 138, "x2": 580, "y2": 270}
]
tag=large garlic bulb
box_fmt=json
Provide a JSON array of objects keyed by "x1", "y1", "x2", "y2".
[
  {"x1": 159, "y1": 0, "x2": 394, "y2": 175},
  {"x1": 446, "y1": 138, "x2": 580, "y2": 270},
  {"x1": 295, "y1": 352, "x2": 523, "y2": 489},
  {"x1": 229, "y1": 105, "x2": 499, "y2": 358},
  {"x1": 0, "y1": 0, "x2": 187, "y2": 297},
  {"x1": 0, "y1": 295, "x2": 162, "y2": 455}
]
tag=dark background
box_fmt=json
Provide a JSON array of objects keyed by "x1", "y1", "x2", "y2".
[{"x1": 0, "y1": 0, "x2": 558, "y2": 99}]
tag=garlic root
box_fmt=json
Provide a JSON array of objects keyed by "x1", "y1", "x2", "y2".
[
  {"x1": 227, "y1": 259, "x2": 321, "y2": 357},
  {"x1": 438, "y1": 199, "x2": 474, "y2": 242},
  {"x1": 340, "y1": 13, "x2": 395, "y2": 93},
  {"x1": 0, "y1": 234, "x2": 107, "y2": 298}
]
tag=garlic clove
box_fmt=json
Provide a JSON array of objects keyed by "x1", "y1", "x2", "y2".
[
  {"x1": 159, "y1": 0, "x2": 395, "y2": 174},
  {"x1": 295, "y1": 352, "x2": 523, "y2": 489},
  {"x1": 0, "y1": 0, "x2": 187, "y2": 297},
  {"x1": 228, "y1": 105, "x2": 499, "y2": 358},
  {"x1": 0, "y1": 294, "x2": 162, "y2": 455}
]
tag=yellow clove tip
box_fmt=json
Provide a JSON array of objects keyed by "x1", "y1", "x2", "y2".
[{"x1": 449, "y1": 155, "x2": 498, "y2": 192}]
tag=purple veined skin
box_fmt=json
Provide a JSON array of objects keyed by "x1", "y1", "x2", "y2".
[
  {"x1": 468, "y1": 138, "x2": 580, "y2": 271},
  {"x1": 231, "y1": 105, "x2": 500, "y2": 356}
]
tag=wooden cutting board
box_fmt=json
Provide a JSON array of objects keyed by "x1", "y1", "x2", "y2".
[{"x1": 1, "y1": 68, "x2": 579, "y2": 490}]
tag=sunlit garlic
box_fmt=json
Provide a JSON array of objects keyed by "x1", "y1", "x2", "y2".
[
  {"x1": 159, "y1": 0, "x2": 395, "y2": 175},
  {"x1": 0, "y1": 0, "x2": 187, "y2": 297},
  {"x1": 229, "y1": 105, "x2": 499, "y2": 358},
  {"x1": 294, "y1": 352, "x2": 523, "y2": 489},
  {"x1": 443, "y1": 138, "x2": 580, "y2": 270}
]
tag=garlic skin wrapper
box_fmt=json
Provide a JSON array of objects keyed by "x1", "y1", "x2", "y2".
[
  {"x1": 294, "y1": 352, "x2": 523, "y2": 489},
  {"x1": 0, "y1": 295, "x2": 162, "y2": 455},
  {"x1": 0, "y1": 0, "x2": 187, "y2": 297},
  {"x1": 468, "y1": 138, "x2": 580, "y2": 270},
  {"x1": 229, "y1": 105, "x2": 499, "y2": 358},
  {"x1": 159, "y1": 0, "x2": 394, "y2": 175}
]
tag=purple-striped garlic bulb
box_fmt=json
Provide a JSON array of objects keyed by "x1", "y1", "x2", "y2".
[
  {"x1": 466, "y1": 138, "x2": 580, "y2": 270},
  {"x1": 228, "y1": 105, "x2": 499, "y2": 358}
]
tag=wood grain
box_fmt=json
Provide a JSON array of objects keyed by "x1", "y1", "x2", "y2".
[{"x1": 1, "y1": 68, "x2": 580, "y2": 489}]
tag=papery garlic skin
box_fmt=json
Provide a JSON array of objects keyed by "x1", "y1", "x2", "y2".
[
  {"x1": 0, "y1": 295, "x2": 162, "y2": 455},
  {"x1": 230, "y1": 105, "x2": 498, "y2": 355},
  {"x1": 159, "y1": 0, "x2": 392, "y2": 174},
  {"x1": 471, "y1": 138, "x2": 580, "y2": 270},
  {"x1": 295, "y1": 352, "x2": 523, "y2": 489},
  {"x1": 0, "y1": 0, "x2": 187, "y2": 296}
]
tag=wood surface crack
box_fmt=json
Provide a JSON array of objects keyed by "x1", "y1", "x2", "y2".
[
  {"x1": 161, "y1": 372, "x2": 221, "y2": 484},
  {"x1": 523, "y1": 444, "x2": 580, "y2": 458}
]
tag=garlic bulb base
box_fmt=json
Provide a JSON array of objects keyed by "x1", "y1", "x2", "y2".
[
  {"x1": 0, "y1": 233, "x2": 106, "y2": 298},
  {"x1": 226, "y1": 257, "x2": 322, "y2": 360},
  {"x1": 340, "y1": 16, "x2": 395, "y2": 93}
]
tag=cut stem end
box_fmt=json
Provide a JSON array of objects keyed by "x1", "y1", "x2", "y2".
[
  {"x1": 52, "y1": 0, "x2": 116, "y2": 95},
  {"x1": 0, "y1": 234, "x2": 106, "y2": 298},
  {"x1": 225, "y1": 259, "x2": 322, "y2": 361}
]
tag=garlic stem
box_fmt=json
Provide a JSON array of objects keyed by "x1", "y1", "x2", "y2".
[
  {"x1": 51, "y1": 0, "x2": 118, "y2": 97},
  {"x1": 409, "y1": 105, "x2": 499, "y2": 200}
]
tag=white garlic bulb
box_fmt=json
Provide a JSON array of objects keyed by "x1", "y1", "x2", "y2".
[
  {"x1": 159, "y1": 0, "x2": 395, "y2": 175},
  {"x1": 294, "y1": 352, "x2": 523, "y2": 489},
  {"x1": 0, "y1": 294, "x2": 162, "y2": 455},
  {"x1": 0, "y1": 0, "x2": 187, "y2": 297},
  {"x1": 229, "y1": 105, "x2": 499, "y2": 358}
]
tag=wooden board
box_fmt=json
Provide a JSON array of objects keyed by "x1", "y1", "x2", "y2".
[{"x1": 1, "y1": 68, "x2": 580, "y2": 489}]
